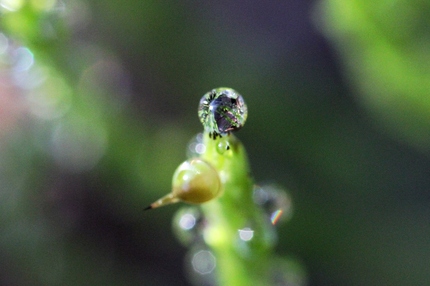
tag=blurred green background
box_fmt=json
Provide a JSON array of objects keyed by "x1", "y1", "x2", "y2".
[{"x1": 1, "y1": 0, "x2": 430, "y2": 285}]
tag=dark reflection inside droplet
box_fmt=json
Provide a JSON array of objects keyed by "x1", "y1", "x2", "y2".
[{"x1": 198, "y1": 88, "x2": 248, "y2": 137}]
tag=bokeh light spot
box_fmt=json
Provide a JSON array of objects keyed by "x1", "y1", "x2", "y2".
[
  {"x1": 30, "y1": 0, "x2": 57, "y2": 12},
  {"x1": 0, "y1": 0, "x2": 24, "y2": 11},
  {"x1": 179, "y1": 213, "x2": 196, "y2": 230},
  {"x1": 253, "y1": 184, "x2": 293, "y2": 225},
  {"x1": 27, "y1": 74, "x2": 72, "y2": 120},
  {"x1": 13, "y1": 47, "x2": 34, "y2": 72},
  {"x1": 0, "y1": 33, "x2": 9, "y2": 54},
  {"x1": 50, "y1": 116, "x2": 107, "y2": 172},
  {"x1": 187, "y1": 133, "x2": 206, "y2": 158},
  {"x1": 192, "y1": 250, "x2": 216, "y2": 275}
]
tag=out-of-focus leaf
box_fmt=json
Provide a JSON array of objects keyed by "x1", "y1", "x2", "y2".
[{"x1": 319, "y1": 0, "x2": 430, "y2": 152}]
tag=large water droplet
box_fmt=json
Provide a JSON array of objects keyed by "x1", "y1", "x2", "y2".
[
  {"x1": 253, "y1": 184, "x2": 293, "y2": 225},
  {"x1": 198, "y1": 88, "x2": 248, "y2": 138}
]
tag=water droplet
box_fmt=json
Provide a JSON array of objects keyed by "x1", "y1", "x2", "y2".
[
  {"x1": 187, "y1": 133, "x2": 206, "y2": 158},
  {"x1": 253, "y1": 184, "x2": 293, "y2": 225},
  {"x1": 238, "y1": 227, "x2": 254, "y2": 241},
  {"x1": 198, "y1": 88, "x2": 248, "y2": 138},
  {"x1": 216, "y1": 138, "x2": 230, "y2": 155},
  {"x1": 234, "y1": 219, "x2": 277, "y2": 258},
  {"x1": 172, "y1": 206, "x2": 205, "y2": 246}
]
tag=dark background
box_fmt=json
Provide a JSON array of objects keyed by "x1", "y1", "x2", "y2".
[{"x1": 1, "y1": 1, "x2": 430, "y2": 285}]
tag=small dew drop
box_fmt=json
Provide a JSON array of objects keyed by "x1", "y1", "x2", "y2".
[
  {"x1": 235, "y1": 220, "x2": 277, "y2": 258},
  {"x1": 216, "y1": 139, "x2": 230, "y2": 155},
  {"x1": 238, "y1": 227, "x2": 254, "y2": 241}
]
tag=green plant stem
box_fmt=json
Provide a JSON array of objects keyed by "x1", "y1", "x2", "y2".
[{"x1": 199, "y1": 133, "x2": 274, "y2": 285}]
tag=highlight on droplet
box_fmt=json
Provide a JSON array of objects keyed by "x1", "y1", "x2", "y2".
[
  {"x1": 238, "y1": 227, "x2": 254, "y2": 241},
  {"x1": 270, "y1": 209, "x2": 283, "y2": 225}
]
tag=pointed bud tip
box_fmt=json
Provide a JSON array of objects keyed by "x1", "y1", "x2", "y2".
[{"x1": 144, "y1": 205, "x2": 153, "y2": 211}]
